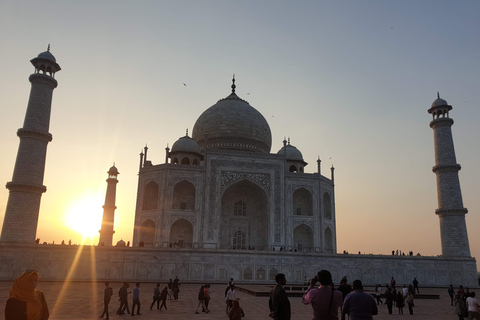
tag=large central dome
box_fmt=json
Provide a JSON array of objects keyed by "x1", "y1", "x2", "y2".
[{"x1": 192, "y1": 86, "x2": 272, "y2": 154}]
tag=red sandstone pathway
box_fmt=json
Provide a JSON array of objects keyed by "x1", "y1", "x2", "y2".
[{"x1": 0, "y1": 282, "x2": 462, "y2": 319}]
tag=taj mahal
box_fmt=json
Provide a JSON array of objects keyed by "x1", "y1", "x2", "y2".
[{"x1": 0, "y1": 48, "x2": 477, "y2": 287}]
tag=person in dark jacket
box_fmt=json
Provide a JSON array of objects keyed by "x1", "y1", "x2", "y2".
[
  {"x1": 5, "y1": 269, "x2": 49, "y2": 320},
  {"x1": 117, "y1": 283, "x2": 130, "y2": 315},
  {"x1": 150, "y1": 283, "x2": 161, "y2": 310},
  {"x1": 160, "y1": 286, "x2": 168, "y2": 310},
  {"x1": 195, "y1": 285, "x2": 209, "y2": 314},
  {"x1": 269, "y1": 273, "x2": 291, "y2": 320},
  {"x1": 100, "y1": 281, "x2": 113, "y2": 319}
]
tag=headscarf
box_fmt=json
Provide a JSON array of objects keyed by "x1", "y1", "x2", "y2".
[
  {"x1": 229, "y1": 299, "x2": 242, "y2": 319},
  {"x1": 10, "y1": 270, "x2": 43, "y2": 320}
]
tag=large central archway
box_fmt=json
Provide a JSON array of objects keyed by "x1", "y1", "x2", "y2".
[
  {"x1": 220, "y1": 179, "x2": 269, "y2": 250},
  {"x1": 293, "y1": 224, "x2": 313, "y2": 252},
  {"x1": 169, "y1": 218, "x2": 193, "y2": 248}
]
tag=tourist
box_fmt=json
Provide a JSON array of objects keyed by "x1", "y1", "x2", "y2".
[
  {"x1": 150, "y1": 283, "x2": 161, "y2": 310},
  {"x1": 412, "y1": 277, "x2": 420, "y2": 293},
  {"x1": 131, "y1": 282, "x2": 141, "y2": 316},
  {"x1": 338, "y1": 277, "x2": 352, "y2": 301},
  {"x1": 455, "y1": 294, "x2": 466, "y2": 320},
  {"x1": 374, "y1": 284, "x2": 383, "y2": 305},
  {"x1": 160, "y1": 285, "x2": 168, "y2": 310},
  {"x1": 466, "y1": 292, "x2": 480, "y2": 320},
  {"x1": 405, "y1": 290, "x2": 415, "y2": 315},
  {"x1": 173, "y1": 277, "x2": 180, "y2": 301},
  {"x1": 5, "y1": 269, "x2": 49, "y2": 320},
  {"x1": 228, "y1": 299, "x2": 245, "y2": 320},
  {"x1": 302, "y1": 270, "x2": 343, "y2": 319},
  {"x1": 390, "y1": 277, "x2": 396, "y2": 288},
  {"x1": 449, "y1": 285, "x2": 456, "y2": 306},
  {"x1": 168, "y1": 279, "x2": 173, "y2": 300},
  {"x1": 117, "y1": 282, "x2": 130, "y2": 315},
  {"x1": 396, "y1": 291, "x2": 404, "y2": 314},
  {"x1": 384, "y1": 287, "x2": 394, "y2": 315},
  {"x1": 99, "y1": 281, "x2": 113, "y2": 319},
  {"x1": 195, "y1": 285, "x2": 209, "y2": 314},
  {"x1": 203, "y1": 284, "x2": 211, "y2": 312},
  {"x1": 341, "y1": 279, "x2": 377, "y2": 320},
  {"x1": 268, "y1": 273, "x2": 291, "y2": 320},
  {"x1": 225, "y1": 284, "x2": 239, "y2": 315},
  {"x1": 402, "y1": 285, "x2": 408, "y2": 298}
]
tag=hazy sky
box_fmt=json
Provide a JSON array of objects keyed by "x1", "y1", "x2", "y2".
[{"x1": 1, "y1": 1, "x2": 479, "y2": 268}]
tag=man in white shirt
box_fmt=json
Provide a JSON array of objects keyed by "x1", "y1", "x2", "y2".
[
  {"x1": 466, "y1": 292, "x2": 480, "y2": 320},
  {"x1": 225, "y1": 284, "x2": 239, "y2": 315},
  {"x1": 402, "y1": 285, "x2": 408, "y2": 298}
]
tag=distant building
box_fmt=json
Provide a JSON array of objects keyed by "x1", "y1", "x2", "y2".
[{"x1": 133, "y1": 77, "x2": 337, "y2": 253}]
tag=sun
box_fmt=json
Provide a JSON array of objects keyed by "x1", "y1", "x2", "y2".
[{"x1": 63, "y1": 192, "x2": 104, "y2": 241}]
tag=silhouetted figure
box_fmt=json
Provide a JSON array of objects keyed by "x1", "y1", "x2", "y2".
[
  {"x1": 449, "y1": 285, "x2": 455, "y2": 306},
  {"x1": 99, "y1": 281, "x2": 113, "y2": 319},
  {"x1": 117, "y1": 283, "x2": 130, "y2": 315},
  {"x1": 412, "y1": 277, "x2": 420, "y2": 293},
  {"x1": 5, "y1": 269, "x2": 49, "y2": 320},
  {"x1": 385, "y1": 288, "x2": 394, "y2": 314},
  {"x1": 338, "y1": 277, "x2": 352, "y2": 301},
  {"x1": 228, "y1": 300, "x2": 245, "y2": 320},
  {"x1": 396, "y1": 292, "x2": 404, "y2": 314},
  {"x1": 159, "y1": 286, "x2": 168, "y2": 310},
  {"x1": 405, "y1": 291, "x2": 414, "y2": 315},
  {"x1": 342, "y1": 279, "x2": 378, "y2": 320},
  {"x1": 150, "y1": 283, "x2": 161, "y2": 310},
  {"x1": 269, "y1": 273, "x2": 291, "y2": 320}
]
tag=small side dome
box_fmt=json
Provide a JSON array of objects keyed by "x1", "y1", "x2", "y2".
[
  {"x1": 171, "y1": 135, "x2": 201, "y2": 154},
  {"x1": 116, "y1": 239, "x2": 126, "y2": 247},
  {"x1": 277, "y1": 144, "x2": 304, "y2": 161},
  {"x1": 37, "y1": 50, "x2": 57, "y2": 63},
  {"x1": 431, "y1": 97, "x2": 448, "y2": 108}
]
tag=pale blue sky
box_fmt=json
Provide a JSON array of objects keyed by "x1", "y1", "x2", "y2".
[{"x1": 1, "y1": 1, "x2": 479, "y2": 268}]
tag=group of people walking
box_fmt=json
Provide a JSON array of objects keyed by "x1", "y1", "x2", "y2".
[
  {"x1": 99, "y1": 277, "x2": 180, "y2": 319},
  {"x1": 450, "y1": 285, "x2": 480, "y2": 320}
]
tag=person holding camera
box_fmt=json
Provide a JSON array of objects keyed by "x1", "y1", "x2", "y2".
[{"x1": 302, "y1": 270, "x2": 343, "y2": 319}]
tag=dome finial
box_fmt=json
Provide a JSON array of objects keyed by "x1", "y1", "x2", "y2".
[
  {"x1": 186, "y1": 128, "x2": 189, "y2": 136},
  {"x1": 47, "y1": 44, "x2": 50, "y2": 51},
  {"x1": 288, "y1": 137, "x2": 290, "y2": 145},
  {"x1": 231, "y1": 74, "x2": 236, "y2": 93},
  {"x1": 437, "y1": 91, "x2": 440, "y2": 99}
]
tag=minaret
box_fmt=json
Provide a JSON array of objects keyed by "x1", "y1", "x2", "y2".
[
  {"x1": 98, "y1": 165, "x2": 119, "y2": 246},
  {"x1": 1, "y1": 47, "x2": 61, "y2": 243},
  {"x1": 428, "y1": 94, "x2": 470, "y2": 257}
]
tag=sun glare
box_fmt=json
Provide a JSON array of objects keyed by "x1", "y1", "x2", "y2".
[{"x1": 63, "y1": 192, "x2": 104, "y2": 242}]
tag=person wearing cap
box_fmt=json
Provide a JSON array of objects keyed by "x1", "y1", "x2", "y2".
[{"x1": 5, "y1": 269, "x2": 49, "y2": 320}]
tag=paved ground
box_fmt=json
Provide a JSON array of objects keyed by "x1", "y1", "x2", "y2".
[{"x1": 0, "y1": 281, "x2": 462, "y2": 319}]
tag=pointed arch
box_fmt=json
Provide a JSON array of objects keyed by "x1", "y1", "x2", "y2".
[
  {"x1": 289, "y1": 165, "x2": 298, "y2": 173},
  {"x1": 269, "y1": 268, "x2": 278, "y2": 281},
  {"x1": 169, "y1": 218, "x2": 193, "y2": 248},
  {"x1": 172, "y1": 180, "x2": 195, "y2": 210},
  {"x1": 181, "y1": 157, "x2": 190, "y2": 165},
  {"x1": 142, "y1": 181, "x2": 159, "y2": 210},
  {"x1": 323, "y1": 192, "x2": 332, "y2": 219},
  {"x1": 293, "y1": 224, "x2": 313, "y2": 252},
  {"x1": 256, "y1": 268, "x2": 266, "y2": 280},
  {"x1": 244, "y1": 267, "x2": 253, "y2": 280},
  {"x1": 220, "y1": 179, "x2": 269, "y2": 250},
  {"x1": 293, "y1": 188, "x2": 312, "y2": 216},
  {"x1": 325, "y1": 227, "x2": 333, "y2": 253},
  {"x1": 139, "y1": 219, "x2": 155, "y2": 247}
]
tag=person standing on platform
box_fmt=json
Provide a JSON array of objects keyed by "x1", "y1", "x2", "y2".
[
  {"x1": 99, "y1": 281, "x2": 113, "y2": 319},
  {"x1": 269, "y1": 273, "x2": 291, "y2": 320},
  {"x1": 412, "y1": 278, "x2": 420, "y2": 293},
  {"x1": 449, "y1": 285, "x2": 456, "y2": 306}
]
